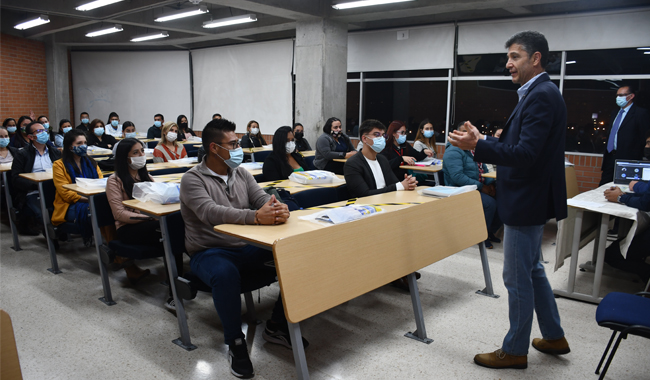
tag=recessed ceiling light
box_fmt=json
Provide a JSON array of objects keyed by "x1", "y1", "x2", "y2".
[
  {"x1": 332, "y1": 0, "x2": 415, "y2": 10},
  {"x1": 566, "y1": 61, "x2": 576, "y2": 64},
  {"x1": 131, "y1": 31, "x2": 169, "y2": 42},
  {"x1": 76, "y1": 0, "x2": 124, "y2": 12},
  {"x1": 636, "y1": 47, "x2": 650, "y2": 50},
  {"x1": 645, "y1": 52, "x2": 650, "y2": 55},
  {"x1": 86, "y1": 24, "x2": 123, "y2": 37},
  {"x1": 154, "y1": 5, "x2": 208, "y2": 22},
  {"x1": 14, "y1": 15, "x2": 50, "y2": 30},
  {"x1": 202, "y1": 14, "x2": 257, "y2": 28}
]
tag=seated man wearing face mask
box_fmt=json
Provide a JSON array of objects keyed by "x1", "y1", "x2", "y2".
[
  {"x1": 147, "y1": 114, "x2": 164, "y2": 139},
  {"x1": 180, "y1": 118, "x2": 308, "y2": 379}
]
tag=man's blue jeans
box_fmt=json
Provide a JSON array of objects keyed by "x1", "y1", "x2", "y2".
[
  {"x1": 190, "y1": 245, "x2": 285, "y2": 346},
  {"x1": 501, "y1": 224, "x2": 564, "y2": 356}
]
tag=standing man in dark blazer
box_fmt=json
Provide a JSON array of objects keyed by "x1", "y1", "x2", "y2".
[
  {"x1": 599, "y1": 85, "x2": 650, "y2": 185},
  {"x1": 449, "y1": 31, "x2": 569, "y2": 370}
]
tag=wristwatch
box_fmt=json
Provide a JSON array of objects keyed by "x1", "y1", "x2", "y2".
[{"x1": 617, "y1": 194, "x2": 623, "y2": 204}]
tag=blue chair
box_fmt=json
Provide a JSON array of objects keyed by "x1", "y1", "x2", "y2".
[
  {"x1": 147, "y1": 141, "x2": 158, "y2": 149},
  {"x1": 304, "y1": 155, "x2": 316, "y2": 170},
  {"x1": 42, "y1": 181, "x2": 83, "y2": 241},
  {"x1": 251, "y1": 150, "x2": 271, "y2": 163},
  {"x1": 253, "y1": 173, "x2": 265, "y2": 182},
  {"x1": 293, "y1": 187, "x2": 340, "y2": 209},
  {"x1": 594, "y1": 291, "x2": 650, "y2": 379}
]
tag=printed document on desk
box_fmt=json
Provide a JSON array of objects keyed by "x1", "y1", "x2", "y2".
[{"x1": 419, "y1": 185, "x2": 476, "y2": 198}]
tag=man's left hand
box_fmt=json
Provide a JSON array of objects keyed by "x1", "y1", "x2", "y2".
[
  {"x1": 448, "y1": 121, "x2": 484, "y2": 151},
  {"x1": 604, "y1": 186, "x2": 624, "y2": 203}
]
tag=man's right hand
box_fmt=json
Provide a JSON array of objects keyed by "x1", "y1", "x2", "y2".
[
  {"x1": 256, "y1": 195, "x2": 290, "y2": 225},
  {"x1": 401, "y1": 174, "x2": 418, "y2": 191}
]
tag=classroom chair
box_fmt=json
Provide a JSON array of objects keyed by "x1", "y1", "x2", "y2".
[
  {"x1": 594, "y1": 291, "x2": 650, "y2": 380},
  {"x1": 253, "y1": 173, "x2": 265, "y2": 182},
  {"x1": 42, "y1": 180, "x2": 83, "y2": 273},
  {"x1": 304, "y1": 155, "x2": 316, "y2": 170},
  {"x1": 2, "y1": 173, "x2": 22, "y2": 251},
  {"x1": 147, "y1": 141, "x2": 158, "y2": 149},
  {"x1": 293, "y1": 187, "x2": 340, "y2": 209},
  {"x1": 148, "y1": 167, "x2": 190, "y2": 176},
  {"x1": 249, "y1": 150, "x2": 271, "y2": 163}
]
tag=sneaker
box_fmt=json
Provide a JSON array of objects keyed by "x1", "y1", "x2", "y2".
[
  {"x1": 262, "y1": 320, "x2": 309, "y2": 350},
  {"x1": 228, "y1": 338, "x2": 254, "y2": 379},
  {"x1": 484, "y1": 239, "x2": 494, "y2": 249},
  {"x1": 164, "y1": 297, "x2": 176, "y2": 311}
]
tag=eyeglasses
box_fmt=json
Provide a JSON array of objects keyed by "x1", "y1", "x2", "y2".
[
  {"x1": 217, "y1": 141, "x2": 240, "y2": 150},
  {"x1": 31, "y1": 129, "x2": 46, "y2": 135},
  {"x1": 364, "y1": 132, "x2": 384, "y2": 138}
]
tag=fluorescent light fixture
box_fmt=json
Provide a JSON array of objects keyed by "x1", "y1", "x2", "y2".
[
  {"x1": 202, "y1": 14, "x2": 257, "y2": 28},
  {"x1": 131, "y1": 31, "x2": 169, "y2": 42},
  {"x1": 636, "y1": 47, "x2": 650, "y2": 50},
  {"x1": 86, "y1": 24, "x2": 123, "y2": 37},
  {"x1": 76, "y1": 0, "x2": 124, "y2": 11},
  {"x1": 565, "y1": 60, "x2": 576, "y2": 64},
  {"x1": 332, "y1": 0, "x2": 414, "y2": 10},
  {"x1": 14, "y1": 15, "x2": 50, "y2": 30},
  {"x1": 155, "y1": 5, "x2": 208, "y2": 22},
  {"x1": 645, "y1": 52, "x2": 650, "y2": 55}
]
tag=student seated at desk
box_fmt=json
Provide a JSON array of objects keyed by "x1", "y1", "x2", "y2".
[
  {"x1": 443, "y1": 122, "x2": 500, "y2": 249},
  {"x1": 380, "y1": 120, "x2": 427, "y2": 180},
  {"x1": 240, "y1": 120, "x2": 267, "y2": 148},
  {"x1": 293, "y1": 122, "x2": 311, "y2": 152},
  {"x1": 177, "y1": 114, "x2": 196, "y2": 141},
  {"x1": 107, "y1": 138, "x2": 178, "y2": 301},
  {"x1": 10, "y1": 116, "x2": 33, "y2": 149},
  {"x1": 412, "y1": 119, "x2": 438, "y2": 161},
  {"x1": 111, "y1": 121, "x2": 137, "y2": 156},
  {"x1": 147, "y1": 114, "x2": 164, "y2": 139},
  {"x1": 52, "y1": 129, "x2": 103, "y2": 244},
  {"x1": 55, "y1": 119, "x2": 73, "y2": 148},
  {"x1": 180, "y1": 118, "x2": 308, "y2": 379},
  {"x1": 86, "y1": 119, "x2": 117, "y2": 150},
  {"x1": 153, "y1": 122, "x2": 187, "y2": 163},
  {"x1": 0, "y1": 125, "x2": 20, "y2": 164},
  {"x1": 314, "y1": 117, "x2": 356, "y2": 175},
  {"x1": 262, "y1": 126, "x2": 308, "y2": 181},
  {"x1": 3, "y1": 118, "x2": 17, "y2": 141},
  {"x1": 76, "y1": 112, "x2": 90, "y2": 132},
  {"x1": 11, "y1": 121, "x2": 62, "y2": 235},
  {"x1": 105, "y1": 112, "x2": 122, "y2": 138}
]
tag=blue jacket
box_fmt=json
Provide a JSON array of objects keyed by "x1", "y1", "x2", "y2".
[
  {"x1": 620, "y1": 180, "x2": 650, "y2": 211},
  {"x1": 442, "y1": 142, "x2": 494, "y2": 190},
  {"x1": 473, "y1": 73, "x2": 568, "y2": 226}
]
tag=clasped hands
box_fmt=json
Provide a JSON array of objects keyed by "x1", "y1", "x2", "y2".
[
  {"x1": 604, "y1": 186, "x2": 625, "y2": 203},
  {"x1": 255, "y1": 195, "x2": 290, "y2": 225}
]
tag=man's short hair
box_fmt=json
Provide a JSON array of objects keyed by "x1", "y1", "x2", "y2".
[
  {"x1": 359, "y1": 119, "x2": 386, "y2": 137},
  {"x1": 619, "y1": 84, "x2": 636, "y2": 95},
  {"x1": 80, "y1": 112, "x2": 89, "y2": 117},
  {"x1": 505, "y1": 30, "x2": 549, "y2": 69},
  {"x1": 25, "y1": 121, "x2": 42, "y2": 135},
  {"x1": 154, "y1": 113, "x2": 164, "y2": 120},
  {"x1": 202, "y1": 118, "x2": 236, "y2": 152},
  {"x1": 212, "y1": 113, "x2": 221, "y2": 119},
  {"x1": 455, "y1": 121, "x2": 466, "y2": 131}
]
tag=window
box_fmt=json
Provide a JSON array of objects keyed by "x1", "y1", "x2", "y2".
[
  {"x1": 456, "y1": 52, "x2": 561, "y2": 77},
  {"x1": 566, "y1": 48, "x2": 650, "y2": 76},
  {"x1": 364, "y1": 69, "x2": 448, "y2": 79},
  {"x1": 346, "y1": 82, "x2": 360, "y2": 136}
]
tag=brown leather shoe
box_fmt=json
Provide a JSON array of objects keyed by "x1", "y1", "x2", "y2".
[
  {"x1": 474, "y1": 349, "x2": 527, "y2": 369},
  {"x1": 124, "y1": 265, "x2": 151, "y2": 285},
  {"x1": 532, "y1": 337, "x2": 570, "y2": 355}
]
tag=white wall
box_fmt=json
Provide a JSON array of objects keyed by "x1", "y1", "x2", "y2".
[{"x1": 71, "y1": 51, "x2": 191, "y2": 133}]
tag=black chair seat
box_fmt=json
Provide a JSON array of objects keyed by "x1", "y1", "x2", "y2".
[{"x1": 108, "y1": 240, "x2": 163, "y2": 260}]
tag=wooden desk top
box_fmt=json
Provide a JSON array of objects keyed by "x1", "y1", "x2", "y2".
[
  {"x1": 333, "y1": 158, "x2": 347, "y2": 163},
  {"x1": 299, "y1": 150, "x2": 315, "y2": 157},
  {"x1": 62, "y1": 183, "x2": 106, "y2": 196},
  {"x1": 401, "y1": 164, "x2": 442, "y2": 173},
  {"x1": 1, "y1": 310, "x2": 23, "y2": 380},
  {"x1": 257, "y1": 175, "x2": 345, "y2": 190},
  {"x1": 19, "y1": 171, "x2": 53, "y2": 182},
  {"x1": 244, "y1": 146, "x2": 273, "y2": 153},
  {"x1": 0, "y1": 164, "x2": 12, "y2": 173},
  {"x1": 147, "y1": 160, "x2": 197, "y2": 171},
  {"x1": 122, "y1": 199, "x2": 180, "y2": 217},
  {"x1": 483, "y1": 171, "x2": 496, "y2": 178}
]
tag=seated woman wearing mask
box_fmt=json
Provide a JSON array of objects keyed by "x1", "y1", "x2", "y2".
[
  {"x1": 262, "y1": 126, "x2": 308, "y2": 181},
  {"x1": 240, "y1": 120, "x2": 267, "y2": 148},
  {"x1": 86, "y1": 119, "x2": 117, "y2": 150},
  {"x1": 112, "y1": 121, "x2": 137, "y2": 156},
  {"x1": 55, "y1": 119, "x2": 73, "y2": 148},
  {"x1": 3, "y1": 118, "x2": 17, "y2": 140},
  {"x1": 314, "y1": 117, "x2": 356, "y2": 175},
  {"x1": 51, "y1": 130, "x2": 103, "y2": 244},
  {"x1": 153, "y1": 122, "x2": 187, "y2": 163},
  {"x1": 381, "y1": 120, "x2": 427, "y2": 181},
  {"x1": 293, "y1": 123, "x2": 312, "y2": 152},
  {"x1": 412, "y1": 119, "x2": 437, "y2": 162},
  {"x1": 0, "y1": 125, "x2": 20, "y2": 164},
  {"x1": 176, "y1": 114, "x2": 196, "y2": 141}
]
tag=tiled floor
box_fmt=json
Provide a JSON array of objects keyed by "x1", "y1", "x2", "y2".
[{"x1": 1, "y1": 220, "x2": 648, "y2": 380}]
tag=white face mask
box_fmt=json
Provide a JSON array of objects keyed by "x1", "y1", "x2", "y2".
[
  {"x1": 285, "y1": 141, "x2": 296, "y2": 153},
  {"x1": 128, "y1": 155, "x2": 147, "y2": 170},
  {"x1": 166, "y1": 132, "x2": 177, "y2": 142},
  {"x1": 251, "y1": 128, "x2": 260, "y2": 135}
]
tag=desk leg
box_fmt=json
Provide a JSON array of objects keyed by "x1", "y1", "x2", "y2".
[
  {"x1": 476, "y1": 242, "x2": 499, "y2": 298},
  {"x1": 2, "y1": 172, "x2": 21, "y2": 251},
  {"x1": 404, "y1": 272, "x2": 433, "y2": 344},
  {"x1": 592, "y1": 214, "x2": 609, "y2": 299},
  {"x1": 287, "y1": 322, "x2": 309, "y2": 380},
  {"x1": 159, "y1": 215, "x2": 196, "y2": 351},
  {"x1": 250, "y1": 152, "x2": 256, "y2": 163},
  {"x1": 88, "y1": 195, "x2": 115, "y2": 306},
  {"x1": 433, "y1": 172, "x2": 440, "y2": 186},
  {"x1": 38, "y1": 182, "x2": 61, "y2": 274}
]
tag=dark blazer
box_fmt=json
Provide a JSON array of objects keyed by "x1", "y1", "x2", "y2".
[
  {"x1": 473, "y1": 73, "x2": 567, "y2": 226},
  {"x1": 344, "y1": 152, "x2": 400, "y2": 198},
  {"x1": 295, "y1": 137, "x2": 312, "y2": 152},
  {"x1": 11, "y1": 143, "x2": 62, "y2": 207},
  {"x1": 240, "y1": 133, "x2": 267, "y2": 148},
  {"x1": 380, "y1": 142, "x2": 427, "y2": 181},
  {"x1": 262, "y1": 152, "x2": 308, "y2": 181},
  {"x1": 87, "y1": 133, "x2": 117, "y2": 150},
  {"x1": 602, "y1": 103, "x2": 650, "y2": 167}
]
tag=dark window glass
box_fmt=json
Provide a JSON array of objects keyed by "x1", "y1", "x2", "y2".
[
  {"x1": 364, "y1": 69, "x2": 448, "y2": 79},
  {"x1": 346, "y1": 82, "x2": 360, "y2": 136},
  {"x1": 457, "y1": 52, "x2": 561, "y2": 76},
  {"x1": 363, "y1": 81, "x2": 447, "y2": 141},
  {"x1": 566, "y1": 48, "x2": 650, "y2": 76},
  {"x1": 562, "y1": 79, "x2": 650, "y2": 153},
  {"x1": 347, "y1": 72, "x2": 361, "y2": 79}
]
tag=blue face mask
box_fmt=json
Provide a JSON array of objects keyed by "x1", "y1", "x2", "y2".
[
  {"x1": 154, "y1": 121, "x2": 162, "y2": 128},
  {"x1": 72, "y1": 145, "x2": 88, "y2": 156},
  {"x1": 0, "y1": 138, "x2": 9, "y2": 148},
  {"x1": 35, "y1": 131, "x2": 49, "y2": 145},
  {"x1": 111, "y1": 120, "x2": 119, "y2": 127},
  {"x1": 94, "y1": 127, "x2": 105, "y2": 136},
  {"x1": 43, "y1": 122, "x2": 50, "y2": 129},
  {"x1": 82, "y1": 118, "x2": 89, "y2": 124},
  {"x1": 63, "y1": 127, "x2": 72, "y2": 134},
  {"x1": 616, "y1": 95, "x2": 629, "y2": 108},
  {"x1": 7, "y1": 126, "x2": 16, "y2": 133},
  {"x1": 366, "y1": 136, "x2": 386, "y2": 153},
  {"x1": 125, "y1": 132, "x2": 137, "y2": 139},
  {"x1": 396, "y1": 134, "x2": 407, "y2": 144},
  {"x1": 423, "y1": 130, "x2": 434, "y2": 139},
  {"x1": 218, "y1": 146, "x2": 244, "y2": 169}
]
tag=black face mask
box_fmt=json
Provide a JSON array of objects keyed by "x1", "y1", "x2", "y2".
[
  {"x1": 644, "y1": 147, "x2": 650, "y2": 160},
  {"x1": 180, "y1": 122, "x2": 188, "y2": 130},
  {"x1": 295, "y1": 132, "x2": 304, "y2": 139}
]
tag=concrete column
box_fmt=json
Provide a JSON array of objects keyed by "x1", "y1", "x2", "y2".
[
  {"x1": 45, "y1": 35, "x2": 71, "y2": 126},
  {"x1": 294, "y1": 18, "x2": 347, "y2": 145}
]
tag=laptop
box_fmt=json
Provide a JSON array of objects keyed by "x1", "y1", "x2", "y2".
[{"x1": 614, "y1": 159, "x2": 650, "y2": 192}]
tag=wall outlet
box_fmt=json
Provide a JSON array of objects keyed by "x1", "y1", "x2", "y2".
[{"x1": 397, "y1": 30, "x2": 409, "y2": 40}]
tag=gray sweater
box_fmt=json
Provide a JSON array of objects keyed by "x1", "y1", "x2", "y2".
[
  {"x1": 180, "y1": 161, "x2": 270, "y2": 255},
  {"x1": 313, "y1": 133, "x2": 355, "y2": 170}
]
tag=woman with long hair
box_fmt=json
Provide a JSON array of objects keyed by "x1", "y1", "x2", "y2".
[
  {"x1": 0, "y1": 125, "x2": 20, "y2": 164},
  {"x1": 380, "y1": 120, "x2": 427, "y2": 180},
  {"x1": 262, "y1": 126, "x2": 308, "y2": 181},
  {"x1": 412, "y1": 119, "x2": 437, "y2": 162},
  {"x1": 313, "y1": 117, "x2": 357, "y2": 175},
  {"x1": 51, "y1": 129, "x2": 103, "y2": 244},
  {"x1": 3, "y1": 118, "x2": 17, "y2": 140},
  {"x1": 240, "y1": 120, "x2": 267, "y2": 148},
  {"x1": 55, "y1": 119, "x2": 73, "y2": 148},
  {"x1": 293, "y1": 122, "x2": 312, "y2": 152},
  {"x1": 176, "y1": 114, "x2": 196, "y2": 141},
  {"x1": 86, "y1": 118, "x2": 117, "y2": 150},
  {"x1": 10, "y1": 116, "x2": 33, "y2": 148},
  {"x1": 153, "y1": 122, "x2": 187, "y2": 163}
]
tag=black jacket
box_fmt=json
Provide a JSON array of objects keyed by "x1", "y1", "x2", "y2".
[
  {"x1": 344, "y1": 152, "x2": 400, "y2": 198},
  {"x1": 295, "y1": 137, "x2": 312, "y2": 152},
  {"x1": 263, "y1": 152, "x2": 308, "y2": 181},
  {"x1": 76, "y1": 123, "x2": 89, "y2": 132},
  {"x1": 380, "y1": 142, "x2": 427, "y2": 180},
  {"x1": 87, "y1": 133, "x2": 117, "y2": 150},
  {"x1": 11, "y1": 143, "x2": 62, "y2": 207},
  {"x1": 147, "y1": 125, "x2": 162, "y2": 139},
  {"x1": 240, "y1": 133, "x2": 267, "y2": 148},
  {"x1": 603, "y1": 103, "x2": 650, "y2": 166}
]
